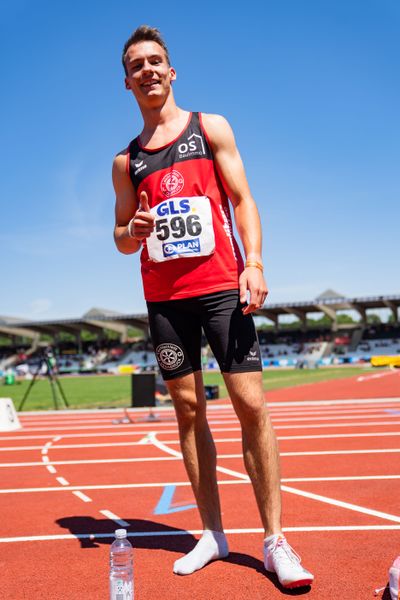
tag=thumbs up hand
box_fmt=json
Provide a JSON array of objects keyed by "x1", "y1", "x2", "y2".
[{"x1": 130, "y1": 191, "x2": 155, "y2": 240}]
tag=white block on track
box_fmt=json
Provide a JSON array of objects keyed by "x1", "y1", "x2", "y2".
[{"x1": 0, "y1": 398, "x2": 22, "y2": 431}]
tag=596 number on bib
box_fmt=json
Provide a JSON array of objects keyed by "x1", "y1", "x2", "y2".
[{"x1": 156, "y1": 215, "x2": 202, "y2": 240}]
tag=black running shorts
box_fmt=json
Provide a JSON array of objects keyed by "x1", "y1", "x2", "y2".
[{"x1": 147, "y1": 289, "x2": 262, "y2": 380}]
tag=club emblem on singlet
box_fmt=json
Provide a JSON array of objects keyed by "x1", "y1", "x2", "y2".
[
  {"x1": 156, "y1": 343, "x2": 184, "y2": 370},
  {"x1": 161, "y1": 170, "x2": 184, "y2": 197}
]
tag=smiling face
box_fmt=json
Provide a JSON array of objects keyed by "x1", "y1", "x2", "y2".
[{"x1": 124, "y1": 40, "x2": 176, "y2": 108}]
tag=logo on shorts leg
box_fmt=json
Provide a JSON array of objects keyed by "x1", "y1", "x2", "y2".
[
  {"x1": 161, "y1": 170, "x2": 184, "y2": 197},
  {"x1": 156, "y1": 343, "x2": 184, "y2": 370},
  {"x1": 246, "y1": 350, "x2": 260, "y2": 362}
]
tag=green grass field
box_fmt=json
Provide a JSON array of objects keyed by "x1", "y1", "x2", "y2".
[{"x1": 0, "y1": 366, "x2": 374, "y2": 411}]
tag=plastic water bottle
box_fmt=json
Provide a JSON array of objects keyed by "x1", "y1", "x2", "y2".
[{"x1": 110, "y1": 529, "x2": 133, "y2": 600}]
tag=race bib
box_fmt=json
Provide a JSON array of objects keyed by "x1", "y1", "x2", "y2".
[{"x1": 146, "y1": 196, "x2": 215, "y2": 262}]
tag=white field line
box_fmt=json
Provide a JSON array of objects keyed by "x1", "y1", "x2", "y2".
[
  {"x1": 3, "y1": 418, "x2": 400, "y2": 443},
  {"x1": 2, "y1": 447, "x2": 400, "y2": 469},
  {"x1": 1, "y1": 524, "x2": 400, "y2": 543},
  {"x1": 3, "y1": 430, "x2": 400, "y2": 454},
  {"x1": 281, "y1": 483, "x2": 400, "y2": 523},
  {"x1": 1, "y1": 474, "x2": 400, "y2": 495},
  {"x1": 72, "y1": 491, "x2": 92, "y2": 503},
  {"x1": 46, "y1": 465, "x2": 57, "y2": 474},
  {"x1": 151, "y1": 433, "x2": 400, "y2": 524},
  {"x1": 357, "y1": 371, "x2": 399, "y2": 382},
  {"x1": 99, "y1": 510, "x2": 130, "y2": 527},
  {"x1": 56, "y1": 477, "x2": 69, "y2": 486}
]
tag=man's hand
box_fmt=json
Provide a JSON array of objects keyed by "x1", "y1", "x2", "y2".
[
  {"x1": 239, "y1": 266, "x2": 268, "y2": 315},
  {"x1": 130, "y1": 191, "x2": 155, "y2": 239}
]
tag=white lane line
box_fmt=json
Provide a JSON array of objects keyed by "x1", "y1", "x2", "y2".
[
  {"x1": 56, "y1": 477, "x2": 69, "y2": 486},
  {"x1": 151, "y1": 433, "x2": 400, "y2": 524},
  {"x1": 46, "y1": 465, "x2": 57, "y2": 474},
  {"x1": 150, "y1": 433, "x2": 250, "y2": 481},
  {"x1": 0, "y1": 457, "x2": 179, "y2": 467},
  {"x1": 2, "y1": 447, "x2": 400, "y2": 468},
  {"x1": 282, "y1": 475, "x2": 400, "y2": 482},
  {"x1": 275, "y1": 420, "x2": 400, "y2": 430},
  {"x1": 12, "y1": 412, "x2": 400, "y2": 432},
  {"x1": 41, "y1": 448, "x2": 48, "y2": 455},
  {"x1": 17, "y1": 398, "x2": 400, "y2": 414},
  {"x1": 12, "y1": 398, "x2": 400, "y2": 421},
  {"x1": 0, "y1": 480, "x2": 245, "y2": 494},
  {"x1": 281, "y1": 484, "x2": 400, "y2": 523},
  {"x1": 266, "y1": 398, "x2": 400, "y2": 407},
  {"x1": 4, "y1": 417, "x2": 400, "y2": 443},
  {"x1": 271, "y1": 413, "x2": 400, "y2": 424},
  {"x1": 279, "y1": 448, "x2": 400, "y2": 457},
  {"x1": 278, "y1": 431, "x2": 400, "y2": 441},
  {"x1": 3, "y1": 430, "x2": 400, "y2": 454},
  {"x1": 1, "y1": 524, "x2": 400, "y2": 543},
  {"x1": 53, "y1": 436, "x2": 62, "y2": 442},
  {"x1": 99, "y1": 510, "x2": 130, "y2": 527},
  {"x1": 17, "y1": 405, "x2": 399, "y2": 423},
  {"x1": 1, "y1": 474, "x2": 400, "y2": 494},
  {"x1": 72, "y1": 491, "x2": 92, "y2": 503},
  {"x1": 138, "y1": 434, "x2": 152, "y2": 444},
  {"x1": 42, "y1": 456, "x2": 49, "y2": 463}
]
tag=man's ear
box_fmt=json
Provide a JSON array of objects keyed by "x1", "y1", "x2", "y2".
[
  {"x1": 125, "y1": 77, "x2": 131, "y2": 90},
  {"x1": 170, "y1": 67, "x2": 177, "y2": 82}
]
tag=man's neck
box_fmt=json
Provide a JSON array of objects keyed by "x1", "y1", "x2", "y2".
[{"x1": 137, "y1": 93, "x2": 188, "y2": 148}]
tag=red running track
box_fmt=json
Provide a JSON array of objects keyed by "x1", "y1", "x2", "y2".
[{"x1": 0, "y1": 371, "x2": 399, "y2": 599}]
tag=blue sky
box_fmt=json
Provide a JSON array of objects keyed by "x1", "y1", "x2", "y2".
[{"x1": 0, "y1": 0, "x2": 399, "y2": 320}]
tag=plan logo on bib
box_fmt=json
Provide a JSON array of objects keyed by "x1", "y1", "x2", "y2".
[
  {"x1": 161, "y1": 170, "x2": 184, "y2": 197},
  {"x1": 156, "y1": 343, "x2": 184, "y2": 370}
]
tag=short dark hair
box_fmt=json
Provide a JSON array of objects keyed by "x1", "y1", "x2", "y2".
[{"x1": 122, "y1": 25, "x2": 170, "y2": 75}]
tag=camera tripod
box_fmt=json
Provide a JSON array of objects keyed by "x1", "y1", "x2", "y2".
[{"x1": 18, "y1": 351, "x2": 69, "y2": 411}]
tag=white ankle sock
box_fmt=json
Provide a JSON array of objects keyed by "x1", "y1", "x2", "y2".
[{"x1": 173, "y1": 530, "x2": 229, "y2": 575}]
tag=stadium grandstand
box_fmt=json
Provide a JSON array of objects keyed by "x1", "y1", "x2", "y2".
[{"x1": 1, "y1": 290, "x2": 399, "y2": 375}]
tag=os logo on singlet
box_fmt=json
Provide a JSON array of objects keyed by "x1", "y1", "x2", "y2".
[
  {"x1": 161, "y1": 170, "x2": 184, "y2": 197},
  {"x1": 156, "y1": 343, "x2": 184, "y2": 370}
]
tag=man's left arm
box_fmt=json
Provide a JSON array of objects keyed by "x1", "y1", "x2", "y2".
[{"x1": 202, "y1": 113, "x2": 268, "y2": 314}]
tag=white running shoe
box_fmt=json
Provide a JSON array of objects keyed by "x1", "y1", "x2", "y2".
[
  {"x1": 264, "y1": 535, "x2": 314, "y2": 589},
  {"x1": 389, "y1": 555, "x2": 400, "y2": 600}
]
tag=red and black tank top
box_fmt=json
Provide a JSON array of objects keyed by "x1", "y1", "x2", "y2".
[{"x1": 127, "y1": 111, "x2": 244, "y2": 301}]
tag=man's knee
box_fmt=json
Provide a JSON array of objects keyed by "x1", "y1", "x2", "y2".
[
  {"x1": 224, "y1": 372, "x2": 266, "y2": 426},
  {"x1": 167, "y1": 374, "x2": 206, "y2": 426}
]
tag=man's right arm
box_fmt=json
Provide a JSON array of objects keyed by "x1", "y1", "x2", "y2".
[{"x1": 113, "y1": 153, "x2": 154, "y2": 254}]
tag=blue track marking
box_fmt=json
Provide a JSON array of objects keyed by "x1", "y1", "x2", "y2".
[{"x1": 153, "y1": 485, "x2": 197, "y2": 515}]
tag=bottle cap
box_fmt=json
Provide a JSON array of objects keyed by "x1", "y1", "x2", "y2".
[{"x1": 115, "y1": 529, "x2": 127, "y2": 539}]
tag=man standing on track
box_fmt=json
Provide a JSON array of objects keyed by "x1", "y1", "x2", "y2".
[{"x1": 113, "y1": 25, "x2": 314, "y2": 590}]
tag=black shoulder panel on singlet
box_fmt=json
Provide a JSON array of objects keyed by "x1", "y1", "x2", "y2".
[{"x1": 128, "y1": 112, "x2": 213, "y2": 190}]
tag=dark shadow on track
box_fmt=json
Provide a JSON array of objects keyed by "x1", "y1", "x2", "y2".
[
  {"x1": 56, "y1": 516, "x2": 197, "y2": 553},
  {"x1": 226, "y1": 552, "x2": 311, "y2": 595},
  {"x1": 382, "y1": 585, "x2": 391, "y2": 599},
  {"x1": 56, "y1": 517, "x2": 312, "y2": 593}
]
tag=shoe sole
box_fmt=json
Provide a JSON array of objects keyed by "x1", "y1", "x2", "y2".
[
  {"x1": 283, "y1": 578, "x2": 314, "y2": 589},
  {"x1": 265, "y1": 567, "x2": 314, "y2": 588}
]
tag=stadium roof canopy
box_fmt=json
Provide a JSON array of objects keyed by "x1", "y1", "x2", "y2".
[
  {"x1": 257, "y1": 291, "x2": 400, "y2": 329},
  {"x1": 0, "y1": 293, "x2": 399, "y2": 342}
]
